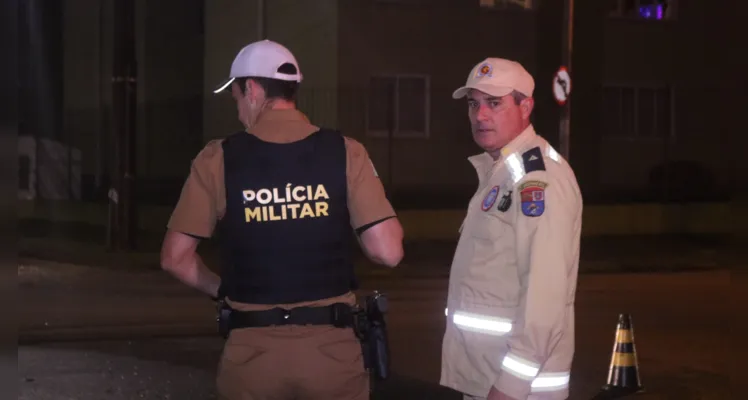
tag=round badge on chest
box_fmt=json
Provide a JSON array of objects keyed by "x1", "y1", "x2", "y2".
[{"x1": 481, "y1": 185, "x2": 500, "y2": 211}]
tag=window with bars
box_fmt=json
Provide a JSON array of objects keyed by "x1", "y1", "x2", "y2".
[
  {"x1": 602, "y1": 86, "x2": 674, "y2": 139},
  {"x1": 608, "y1": 0, "x2": 677, "y2": 20},
  {"x1": 366, "y1": 75, "x2": 430, "y2": 138},
  {"x1": 19, "y1": 155, "x2": 31, "y2": 191},
  {"x1": 480, "y1": 0, "x2": 535, "y2": 10}
]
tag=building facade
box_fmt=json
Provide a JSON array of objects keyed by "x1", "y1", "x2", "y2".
[{"x1": 33, "y1": 0, "x2": 742, "y2": 207}]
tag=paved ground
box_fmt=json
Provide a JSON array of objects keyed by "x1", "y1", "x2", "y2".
[
  {"x1": 19, "y1": 251, "x2": 737, "y2": 400},
  {"x1": 19, "y1": 337, "x2": 462, "y2": 400},
  {"x1": 18, "y1": 225, "x2": 739, "y2": 275}
]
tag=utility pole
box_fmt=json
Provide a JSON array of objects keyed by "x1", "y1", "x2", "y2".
[
  {"x1": 559, "y1": 0, "x2": 574, "y2": 160},
  {"x1": 387, "y1": 81, "x2": 396, "y2": 193},
  {"x1": 258, "y1": 0, "x2": 266, "y2": 39},
  {"x1": 110, "y1": 0, "x2": 138, "y2": 250}
]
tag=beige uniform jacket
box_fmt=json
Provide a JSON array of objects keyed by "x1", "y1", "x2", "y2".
[{"x1": 440, "y1": 125, "x2": 583, "y2": 400}]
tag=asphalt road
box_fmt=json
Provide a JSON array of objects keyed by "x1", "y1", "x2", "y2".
[
  {"x1": 19, "y1": 260, "x2": 734, "y2": 399},
  {"x1": 19, "y1": 337, "x2": 464, "y2": 400}
]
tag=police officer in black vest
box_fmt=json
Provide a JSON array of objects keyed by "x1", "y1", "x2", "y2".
[{"x1": 160, "y1": 39, "x2": 404, "y2": 400}]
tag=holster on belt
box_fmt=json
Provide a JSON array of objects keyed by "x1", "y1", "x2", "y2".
[
  {"x1": 216, "y1": 299, "x2": 232, "y2": 339},
  {"x1": 353, "y1": 291, "x2": 391, "y2": 382}
]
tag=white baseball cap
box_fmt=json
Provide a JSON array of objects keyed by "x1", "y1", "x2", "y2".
[
  {"x1": 213, "y1": 39, "x2": 303, "y2": 94},
  {"x1": 452, "y1": 58, "x2": 534, "y2": 99}
]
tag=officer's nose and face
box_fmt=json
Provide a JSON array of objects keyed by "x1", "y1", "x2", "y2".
[{"x1": 467, "y1": 89, "x2": 526, "y2": 156}]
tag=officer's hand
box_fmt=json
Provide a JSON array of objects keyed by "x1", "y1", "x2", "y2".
[{"x1": 486, "y1": 386, "x2": 519, "y2": 400}]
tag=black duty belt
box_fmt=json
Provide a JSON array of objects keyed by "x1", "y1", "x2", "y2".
[{"x1": 229, "y1": 302, "x2": 356, "y2": 329}]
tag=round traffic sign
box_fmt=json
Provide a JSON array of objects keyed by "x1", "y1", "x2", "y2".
[{"x1": 553, "y1": 66, "x2": 572, "y2": 105}]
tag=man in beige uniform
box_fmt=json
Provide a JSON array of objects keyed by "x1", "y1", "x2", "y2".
[
  {"x1": 440, "y1": 58, "x2": 583, "y2": 400},
  {"x1": 160, "y1": 40, "x2": 404, "y2": 399}
]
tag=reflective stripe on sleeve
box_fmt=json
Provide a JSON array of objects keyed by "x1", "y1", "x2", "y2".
[
  {"x1": 531, "y1": 371, "x2": 571, "y2": 392},
  {"x1": 501, "y1": 353, "x2": 540, "y2": 380},
  {"x1": 447, "y1": 309, "x2": 512, "y2": 336}
]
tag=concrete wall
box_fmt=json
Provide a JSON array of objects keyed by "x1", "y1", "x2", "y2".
[
  {"x1": 597, "y1": 0, "x2": 736, "y2": 199},
  {"x1": 20, "y1": 200, "x2": 738, "y2": 239},
  {"x1": 334, "y1": 0, "x2": 739, "y2": 203},
  {"x1": 598, "y1": 16, "x2": 676, "y2": 196},
  {"x1": 708, "y1": 0, "x2": 747, "y2": 205},
  {"x1": 21, "y1": 0, "x2": 64, "y2": 146},
  {"x1": 203, "y1": 0, "x2": 263, "y2": 141},
  {"x1": 554, "y1": 0, "x2": 606, "y2": 202},
  {"x1": 62, "y1": 0, "x2": 110, "y2": 184},
  {"x1": 266, "y1": 0, "x2": 339, "y2": 129},
  {"x1": 139, "y1": 0, "x2": 204, "y2": 179},
  {"x1": 55, "y1": 0, "x2": 740, "y2": 206},
  {"x1": 337, "y1": 0, "x2": 537, "y2": 195},
  {"x1": 203, "y1": 0, "x2": 339, "y2": 142},
  {"x1": 61, "y1": 0, "x2": 203, "y2": 192}
]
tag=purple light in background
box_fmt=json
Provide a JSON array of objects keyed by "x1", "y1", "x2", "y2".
[{"x1": 638, "y1": 4, "x2": 664, "y2": 20}]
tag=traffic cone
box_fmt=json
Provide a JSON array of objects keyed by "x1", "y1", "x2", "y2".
[{"x1": 592, "y1": 313, "x2": 645, "y2": 399}]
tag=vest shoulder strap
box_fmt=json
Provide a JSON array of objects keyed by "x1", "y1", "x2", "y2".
[{"x1": 311, "y1": 127, "x2": 343, "y2": 141}]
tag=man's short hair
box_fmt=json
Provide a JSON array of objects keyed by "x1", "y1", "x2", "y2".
[
  {"x1": 510, "y1": 90, "x2": 528, "y2": 105},
  {"x1": 236, "y1": 62, "x2": 300, "y2": 102}
]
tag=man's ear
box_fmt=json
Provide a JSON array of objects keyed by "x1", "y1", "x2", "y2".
[
  {"x1": 244, "y1": 79, "x2": 254, "y2": 100},
  {"x1": 520, "y1": 97, "x2": 534, "y2": 119}
]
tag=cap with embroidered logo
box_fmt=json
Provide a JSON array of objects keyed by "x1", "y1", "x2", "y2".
[
  {"x1": 213, "y1": 39, "x2": 303, "y2": 94},
  {"x1": 452, "y1": 58, "x2": 534, "y2": 99}
]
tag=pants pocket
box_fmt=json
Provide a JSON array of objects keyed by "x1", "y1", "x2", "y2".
[
  {"x1": 317, "y1": 336, "x2": 362, "y2": 365},
  {"x1": 221, "y1": 343, "x2": 267, "y2": 367}
]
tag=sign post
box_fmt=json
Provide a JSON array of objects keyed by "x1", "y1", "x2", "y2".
[
  {"x1": 554, "y1": 65, "x2": 572, "y2": 160},
  {"x1": 558, "y1": 0, "x2": 574, "y2": 160}
]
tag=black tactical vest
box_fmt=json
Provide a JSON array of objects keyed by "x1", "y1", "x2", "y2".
[{"x1": 217, "y1": 129, "x2": 356, "y2": 304}]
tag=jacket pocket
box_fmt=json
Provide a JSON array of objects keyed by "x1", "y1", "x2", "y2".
[
  {"x1": 468, "y1": 212, "x2": 506, "y2": 241},
  {"x1": 451, "y1": 304, "x2": 517, "y2": 378}
]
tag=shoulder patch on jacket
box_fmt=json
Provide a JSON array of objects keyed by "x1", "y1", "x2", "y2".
[
  {"x1": 519, "y1": 180, "x2": 547, "y2": 217},
  {"x1": 522, "y1": 146, "x2": 545, "y2": 173}
]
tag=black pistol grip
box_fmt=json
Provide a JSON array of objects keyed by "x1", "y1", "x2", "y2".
[
  {"x1": 217, "y1": 300, "x2": 232, "y2": 338},
  {"x1": 375, "y1": 293, "x2": 388, "y2": 314},
  {"x1": 372, "y1": 321, "x2": 390, "y2": 380}
]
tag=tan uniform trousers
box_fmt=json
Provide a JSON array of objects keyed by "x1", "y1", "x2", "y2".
[
  {"x1": 464, "y1": 393, "x2": 563, "y2": 400},
  {"x1": 217, "y1": 324, "x2": 369, "y2": 400}
]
